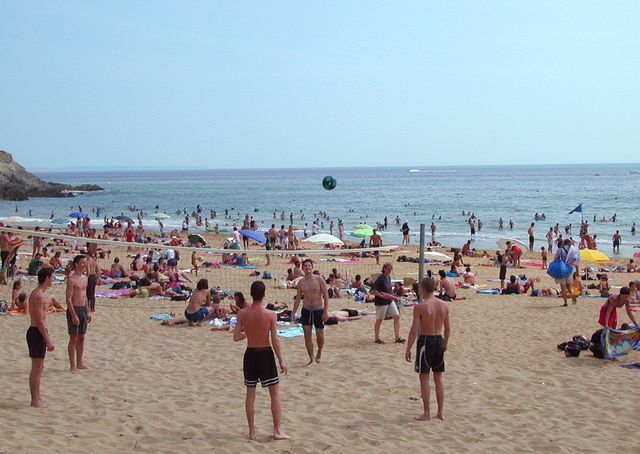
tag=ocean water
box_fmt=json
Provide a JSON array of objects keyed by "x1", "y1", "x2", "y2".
[{"x1": 2, "y1": 164, "x2": 639, "y2": 257}]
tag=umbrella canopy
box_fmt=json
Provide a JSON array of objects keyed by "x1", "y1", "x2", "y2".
[
  {"x1": 6, "y1": 216, "x2": 24, "y2": 223},
  {"x1": 115, "y1": 215, "x2": 134, "y2": 224},
  {"x1": 580, "y1": 249, "x2": 610, "y2": 262},
  {"x1": 423, "y1": 251, "x2": 453, "y2": 262},
  {"x1": 152, "y1": 212, "x2": 170, "y2": 220},
  {"x1": 68, "y1": 212, "x2": 88, "y2": 218},
  {"x1": 353, "y1": 223, "x2": 373, "y2": 230},
  {"x1": 188, "y1": 234, "x2": 206, "y2": 246},
  {"x1": 633, "y1": 251, "x2": 640, "y2": 259},
  {"x1": 351, "y1": 228, "x2": 376, "y2": 238},
  {"x1": 496, "y1": 238, "x2": 529, "y2": 252},
  {"x1": 302, "y1": 233, "x2": 344, "y2": 246},
  {"x1": 239, "y1": 229, "x2": 266, "y2": 244},
  {"x1": 50, "y1": 218, "x2": 69, "y2": 225}
]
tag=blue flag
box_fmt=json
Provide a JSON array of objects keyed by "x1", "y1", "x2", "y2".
[{"x1": 568, "y1": 203, "x2": 583, "y2": 214}]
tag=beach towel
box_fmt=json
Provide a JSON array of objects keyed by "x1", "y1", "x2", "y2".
[
  {"x1": 524, "y1": 261, "x2": 544, "y2": 268},
  {"x1": 150, "y1": 312, "x2": 173, "y2": 321},
  {"x1": 96, "y1": 289, "x2": 132, "y2": 298},
  {"x1": 476, "y1": 289, "x2": 500, "y2": 295},
  {"x1": 620, "y1": 363, "x2": 640, "y2": 370},
  {"x1": 602, "y1": 327, "x2": 640, "y2": 359},
  {"x1": 276, "y1": 326, "x2": 316, "y2": 338}
]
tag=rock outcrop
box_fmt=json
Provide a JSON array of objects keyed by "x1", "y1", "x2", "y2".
[{"x1": 0, "y1": 150, "x2": 103, "y2": 200}]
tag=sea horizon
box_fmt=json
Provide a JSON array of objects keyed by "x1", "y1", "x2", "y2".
[{"x1": 28, "y1": 161, "x2": 640, "y2": 173}]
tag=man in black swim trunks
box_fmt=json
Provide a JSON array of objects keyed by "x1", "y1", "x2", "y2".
[
  {"x1": 405, "y1": 277, "x2": 450, "y2": 421},
  {"x1": 66, "y1": 255, "x2": 91, "y2": 373},
  {"x1": 233, "y1": 281, "x2": 289, "y2": 441},
  {"x1": 291, "y1": 259, "x2": 329, "y2": 365},
  {"x1": 369, "y1": 229, "x2": 383, "y2": 265},
  {"x1": 26, "y1": 267, "x2": 56, "y2": 407}
]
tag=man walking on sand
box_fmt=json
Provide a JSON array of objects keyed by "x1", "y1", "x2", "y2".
[
  {"x1": 233, "y1": 281, "x2": 289, "y2": 441},
  {"x1": 291, "y1": 259, "x2": 329, "y2": 365},
  {"x1": 66, "y1": 255, "x2": 91, "y2": 372},
  {"x1": 371, "y1": 263, "x2": 405, "y2": 344},
  {"x1": 26, "y1": 267, "x2": 56, "y2": 407},
  {"x1": 405, "y1": 277, "x2": 450, "y2": 421}
]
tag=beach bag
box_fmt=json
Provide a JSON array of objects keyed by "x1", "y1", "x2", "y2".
[
  {"x1": 563, "y1": 342, "x2": 581, "y2": 357},
  {"x1": 547, "y1": 259, "x2": 573, "y2": 280},
  {"x1": 589, "y1": 329, "x2": 604, "y2": 359},
  {"x1": 572, "y1": 335, "x2": 591, "y2": 351}
]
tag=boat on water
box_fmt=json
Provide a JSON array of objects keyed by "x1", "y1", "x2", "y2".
[{"x1": 408, "y1": 169, "x2": 428, "y2": 173}]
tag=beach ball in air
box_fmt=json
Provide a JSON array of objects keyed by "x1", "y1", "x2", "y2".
[{"x1": 322, "y1": 176, "x2": 337, "y2": 190}]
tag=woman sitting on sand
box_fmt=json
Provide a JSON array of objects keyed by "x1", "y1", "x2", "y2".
[
  {"x1": 130, "y1": 254, "x2": 143, "y2": 272},
  {"x1": 110, "y1": 257, "x2": 128, "y2": 278},
  {"x1": 326, "y1": 273, "x2": 341, "y2": 298},
  {"x1": 49, "y1": 251, "x2": 63, "y2": 270},
  {"x1": 230, "y1": 291, "x2": 247, "y2": 314}
]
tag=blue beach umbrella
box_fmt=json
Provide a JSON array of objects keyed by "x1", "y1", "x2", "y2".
[
  {"x1": 69, "y1": 212, "x2": 88, "y2": 218},
  {"x1": 239, "y1": 229, "x2": 266, "y2": 244},
  {"x1": 51, "y1": 218, "x2": 70, "y2": 225}
]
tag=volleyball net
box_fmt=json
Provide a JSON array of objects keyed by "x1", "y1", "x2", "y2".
[{"x1": 0, "y1": 227, "x2": 417, "y2": 304}]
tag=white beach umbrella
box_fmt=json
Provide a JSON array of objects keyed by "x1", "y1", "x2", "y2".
[
  {"x1": 152, "y1": 213, "x2": 170, "y2": 220},
  {"x1": 423, "y1": 251, "x2": 453, "y2": 261},
  {"x1": 496, "y1": 238, "x2": 529, "y2": 252},
  {"x1": 302, "y1": 233, "x2": 344, "y2": 246}
]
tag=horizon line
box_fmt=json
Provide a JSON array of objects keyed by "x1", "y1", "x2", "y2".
[{"x1": 30, "y1": 161, "x2": 640, "y2": 173}]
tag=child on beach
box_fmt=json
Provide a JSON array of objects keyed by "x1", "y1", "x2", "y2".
[
  {"x1": 233, "y1": 281, "x2": 289, "y2": 440},
  {"x1": 541, "y1": 247, "x2": 548, "y2": 269},
  {"x1": 10, "y1": 280, "x2": 25, "y2": 312},
  {"x1": 405, "y1": 277, "x2": 450, "y2": 421}
]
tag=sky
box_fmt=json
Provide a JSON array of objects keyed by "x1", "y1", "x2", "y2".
[{"x1": 1, "y1": 1, "x2": 639, "y2": 170}]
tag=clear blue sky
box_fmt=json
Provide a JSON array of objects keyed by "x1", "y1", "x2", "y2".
[{"x1": 2, "y1": 1, "x2": 639, "y2": 170}]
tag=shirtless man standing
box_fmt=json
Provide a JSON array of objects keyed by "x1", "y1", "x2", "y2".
[
  {"x1": 233, "y1": 281, "x2": 289, "y2": 441},
  {"x1": 528, "y1": 223, "x2": 535, "y2": 251},
  {"x1": 405, "y1": 277, "x2": 450, "y2": 421},
  {"x1": 291, "y1": 259, "x2": 329, "y2": 365},
  {"x1": 66, "y1": 255, "x2": 91, "y2": 372},
  {"x1": 369, "y1": 229, "x2": 383, "y2": 265},
  {"x1": 85, "y1": 251, "x2": 99, "y2": 312},
  {"x1": 546, "y1": 227, "x2": 554, "y2": 254},
  {"x1": 27, "y1": 267, "x2": 55, "y2": 407}
]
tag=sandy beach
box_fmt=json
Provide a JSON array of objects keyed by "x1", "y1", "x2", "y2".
[{"x1": 1, "y1": 233, "x2": 639, "y2": 454}]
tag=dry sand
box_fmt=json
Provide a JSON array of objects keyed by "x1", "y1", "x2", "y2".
[{"x1": 1, "y1": 237, "x2": 639, "y2": 453}]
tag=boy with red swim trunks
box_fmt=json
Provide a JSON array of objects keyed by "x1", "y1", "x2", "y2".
[{"x1": 599, "y1": 287, "x2": 638, "y2": 329}]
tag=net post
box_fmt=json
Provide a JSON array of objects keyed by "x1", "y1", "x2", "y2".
[{"x1": 418, "y1": 223, "x2": 425, "y2": 302}]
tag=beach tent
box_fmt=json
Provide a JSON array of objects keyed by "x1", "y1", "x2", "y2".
[{"x1": 221, "y1": 238, "x2": 242, "y2": 250}]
